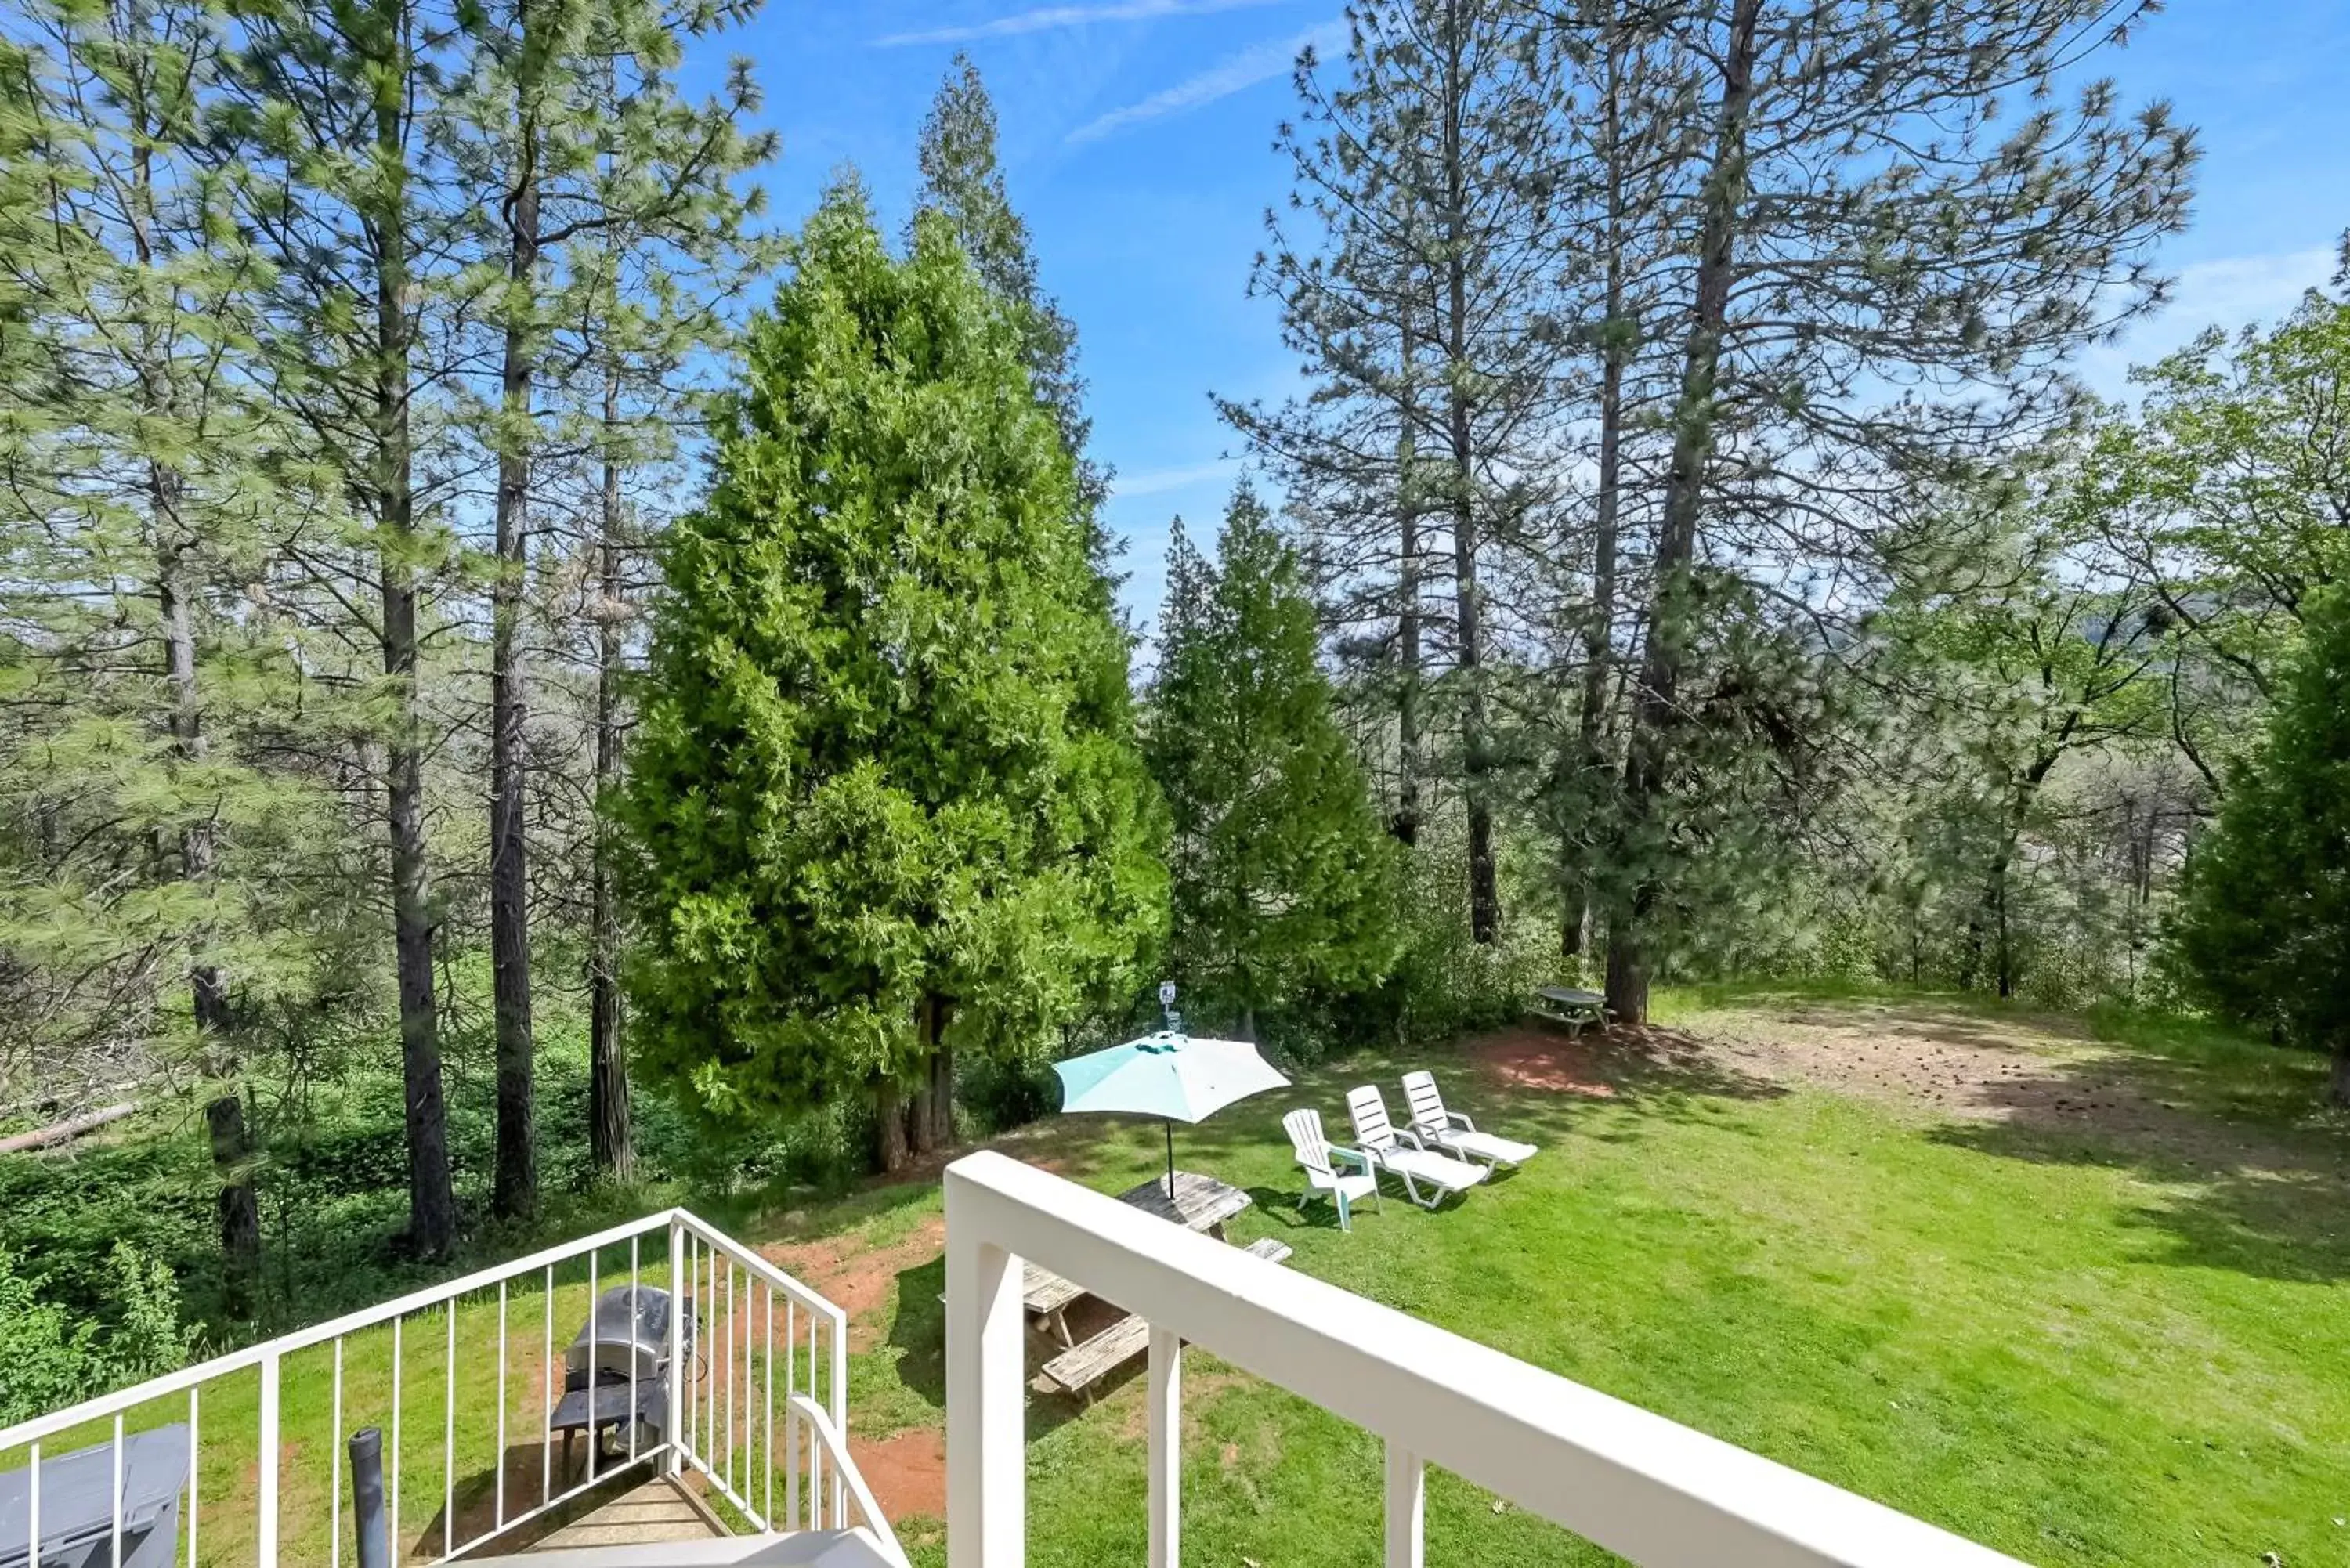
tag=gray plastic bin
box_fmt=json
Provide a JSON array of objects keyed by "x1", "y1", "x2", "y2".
[{"x1": 0, "y1": 1425, "x2": 191, "y2": 1568}]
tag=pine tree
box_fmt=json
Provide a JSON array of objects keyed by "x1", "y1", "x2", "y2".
[
  {"x1": 448, "y1": 0, "x2": 778, "y2": 1219},
  {"x1": 913, "y1": 54, "x2": 1103, "y2": 524},
  {"x1": 1585, "y1": 0, "x2": 2196, "y2": 1021},
  {"x1": 619, "y1": 183, "x2": 1166, "y2": 1173},
  {"x1": 547, "y1": 35, "x2": 780, "y2": 1183},
  {"x1": 0, "y1": 0, "x2": 360, "y2": 1303},
  {"x1": 1148, "y1": 486, "x2": 1398, "y2": 1035},
  {"x1": 1224, "y1": 1, "x2": 1574, "y2": 945},
  {"x1": 1879, "y1": 455, "x2": 2164, "y2": 998},
  {"x1": 215, "y1": 0, "x2": 472, "y2": 1255},
  {"x1": 2168, "y1": 586, "x2": 2350, "y2": 1106}
]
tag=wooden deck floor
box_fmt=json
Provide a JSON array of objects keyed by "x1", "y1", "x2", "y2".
[{"x1": 514, "y1": 1476, "x2": 728, "y2": 1555}]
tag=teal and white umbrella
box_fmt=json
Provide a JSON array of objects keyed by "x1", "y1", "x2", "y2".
[{"x1": 1054, "y1": 1028, "x2": 1290, "y2": 1195}]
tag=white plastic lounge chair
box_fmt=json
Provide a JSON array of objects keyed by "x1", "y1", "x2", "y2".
[
  {"x1": 1344, "y1": 1086, "x2": 1488, "y2": 1209},
  {"x1": 1284, "y1": 1108, "x2": 1381, "y2": 1230},
  {"x1": 1401, "y1": 1070, "x2": 1538, "y2": 1169}
]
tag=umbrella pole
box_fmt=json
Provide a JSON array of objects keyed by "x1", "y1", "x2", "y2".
[{"x1": 1164, "y1": 1121, "x2": 1176, "y2": 1197}]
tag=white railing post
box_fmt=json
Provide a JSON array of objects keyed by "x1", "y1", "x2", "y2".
[
  {"x1": 830, "y1": 1302, "x2": 849, "y2": 1527},
  {"x1": 784, "y1": 1399, "x2": 801, "y2": 1530},
  {"x1": 1147, "y1": 1327, "x2": 1181, "y2": 1568},
  {"x1": 945, "y1": 1183, "x2": 1025, "y2": 1568},
  {"x1": 1383, "y1": 1441, "x2": 1423, "y2": 1568},
  {"x1": 666, "y1": 1214, "x2": 687, "y2": 1478},
  {"x1": 258, "y1": 1349, "x2": 282, "y2": 1568}
]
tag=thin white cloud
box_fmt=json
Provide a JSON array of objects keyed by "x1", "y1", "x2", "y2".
[
  {"x1": 2083, "y1": 245, "x2": 2335, "y2": 396},
  {"x1": 1111, "y1": 458, "x2": 1239, "y2": 498},
  {"x1": 873, "y1": 0, "x2": 1284, "y2": 48},
  {"x1": 1067, "y1": 20, "x2": 1342, "y2": 144}
]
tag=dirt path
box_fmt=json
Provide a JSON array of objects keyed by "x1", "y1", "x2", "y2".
[
  {"x1": 761, "y1": 1216, "x2": 944, "y2": 1350},
  {"x1": 1469, "y1": 995, "x2": 2350, "y2": 1185},
  {"x1": 1470, "y1": 1000, "x2": 2125, "y2": 1122}
]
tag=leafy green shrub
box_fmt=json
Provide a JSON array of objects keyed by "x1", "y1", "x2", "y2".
[
  {"x1": 2167, "y1": 586, "x2": 2350, "y2": 1104},
  {"x1": 0, "y1": 1242, "x2": 200, "y2": 1425},
  {"x1": 959, "y1": 1049, "x2": 1061, "y2": 1136}
]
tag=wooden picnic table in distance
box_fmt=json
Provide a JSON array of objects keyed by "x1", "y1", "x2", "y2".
[
  {"x1": 1531, "y1": 985, "x2": 1609, "y2": 1036},
  {"x1": 1021, "y1": 1170, "x2": 1252, "y2": 1347}
]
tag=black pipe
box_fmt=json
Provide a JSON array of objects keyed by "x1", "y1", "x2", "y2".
[{"x1": 349, "y1": 1426, "x2": 389, "y2": 1568}]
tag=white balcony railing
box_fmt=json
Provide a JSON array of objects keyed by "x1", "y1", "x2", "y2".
[
  {"x1": 0, "y1": 1208, "x2": 902, "y2": 1567},
  {"x1": 943, "y1": 1151, "x2": 2032, "y2": 1568}
]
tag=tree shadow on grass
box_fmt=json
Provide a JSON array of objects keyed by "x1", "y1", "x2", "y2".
[
  {"x1": 1442, "y1": 1022, "x2": 1788, "y2": 1145},
  {"x1": 1925, "y1": 1046, "x2": 2350, "y2": 1284},
  {"x1": 887, "y1": 1255, "x2": 946, "y2": 1412}
]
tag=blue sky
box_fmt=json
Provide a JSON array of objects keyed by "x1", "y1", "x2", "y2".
[{"x1": 703, "y1": 0, "x2": 2350, "y2": 636}]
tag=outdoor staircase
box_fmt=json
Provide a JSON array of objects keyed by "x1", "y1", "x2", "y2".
[
  {"x1": 508, "y1": 1527, "x2": 902, "y2": 1566},
  {"x1": 0, "y1": 1209, "x2": 908, "y2": 1568}
]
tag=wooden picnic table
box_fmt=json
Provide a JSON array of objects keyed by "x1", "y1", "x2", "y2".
[
  {"x1": 1531, "y1": 985, "x2": 1609, "y2": 1036},
  {"x1": 1021, "y1": 1170, "x2": 1252, "y2": 1347},
  {"x1": 1014, "y1": 1170, "x2": 1292, "y2": 1401}
]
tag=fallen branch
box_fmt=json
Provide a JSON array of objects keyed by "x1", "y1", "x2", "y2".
[{"x1": 0, "y1": 1101, "x2": 137, "y2": 1154}]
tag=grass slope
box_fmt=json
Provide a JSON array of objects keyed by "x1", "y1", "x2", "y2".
[{"x1": 854, "y1": 989, "x2": 2350, "y2": 1567}]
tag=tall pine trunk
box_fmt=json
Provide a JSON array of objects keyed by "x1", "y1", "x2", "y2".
[
  {"x1": 130, "y1": 110, "x2": 262, "y2": 1310},
  {"x1": 874, "y1": 1077, "x2": 909, "y2": 1174},
  {"x1": 1565, "y1": 40, "x2": 1628, "y2": 963},
  {"x1": 1394, "y1": 309, "x2": 1423, "y2": 847},
  {"x1": 1608, "y1": 0, "x2": 1762, "y2": 1024},
  {"x1": 161, "y1": 523, "x2": 259, "y2": 1312},
  {"x1": 374, "y1": 27, "x2": 457, "y2": 1257},
  {"x1": 589, "y1": 368, "x2": 632, "y2": 1180},
  {"x1": 490, "y1": 42, "x2": 541, "y2": 1223},
  {"x1": 1439, "y1": 8, "x2": 1499, "y2": 945}
]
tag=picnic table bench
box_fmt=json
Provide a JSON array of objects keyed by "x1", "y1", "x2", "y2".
[
  {"x1": 1530, "y1": 985, "x2": 1609, "y2": 1036},
  {"x1": 1040, "y1": 1237, "x2": 1292, "y2": 1402},
  {"x1": 1018, "y1": 1172, "x2": 1292, "y2": 1402},
  {"x1": 1022, "y1": 1172, "x2": 1252, "y2": 1347}
]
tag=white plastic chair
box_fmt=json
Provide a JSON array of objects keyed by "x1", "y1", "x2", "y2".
[
  {"x1": 1344, "y1": 1086, "x2": 1488, "y2": 1209},
  {"x1": 1401, "y1": 1071, "x2": 1539, "y2": 1169},
  {"x1": 1284, "y1": 1107, "x2": 1381, "y2": 1230}
]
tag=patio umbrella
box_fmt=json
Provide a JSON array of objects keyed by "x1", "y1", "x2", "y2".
[{"x1": 1054, "y1": 1029, "x2": 1291, "y2": 1196}]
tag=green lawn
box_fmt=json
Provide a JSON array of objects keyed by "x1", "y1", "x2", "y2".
[
  {"x1": 11, "y1": 988, "x2": 2345, "y2": 1567},
  {"x1": 826, "y1": 988, "x2": 2350, "y2": 1567}
]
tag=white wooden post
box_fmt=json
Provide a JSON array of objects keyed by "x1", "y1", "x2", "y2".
[
  {"x1": 667, "y1": 1216, "x2": 687, "y2": 1477},
  {"x1": 1383, "y1": 1440, "x2": 1423, "y2": 1568},
  {"x1": 1147, "y1": 1327, "x2": 1182, "y2": 1568},
  {"x1": 945, "y1": 1187, "x2": 1025, "y2": 1568}
]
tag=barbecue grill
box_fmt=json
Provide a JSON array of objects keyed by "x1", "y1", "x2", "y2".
[{"x1": 549, "y1": 1284, "x2": 692, "y2": 1471}]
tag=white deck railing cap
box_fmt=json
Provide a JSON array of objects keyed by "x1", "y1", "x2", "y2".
[{"x1": 944, "y1": 1150, "x2": 2031, "y2": 1568}]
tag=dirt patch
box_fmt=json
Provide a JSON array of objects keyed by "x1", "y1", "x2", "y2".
[
  {"x1": 1475, "y1": 1002, "x2": 2276, "y2": 1163},
  {"x1": 851, "y1": 1425, "x2": 945, "y2": 1522},
  {"x1": 1468, "y1": 1027, "x2": 1619, "y2": 1096},
  {"x1": 1681, "y1": 998, "x2": 2350, "y2": 1183},
  {"x1": 1697, "y1": 1003, "x2": 2109, "y2": 1122},
  {"x1": 762, "y1": 1215, "x2": 945, "y2": 1348}
]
